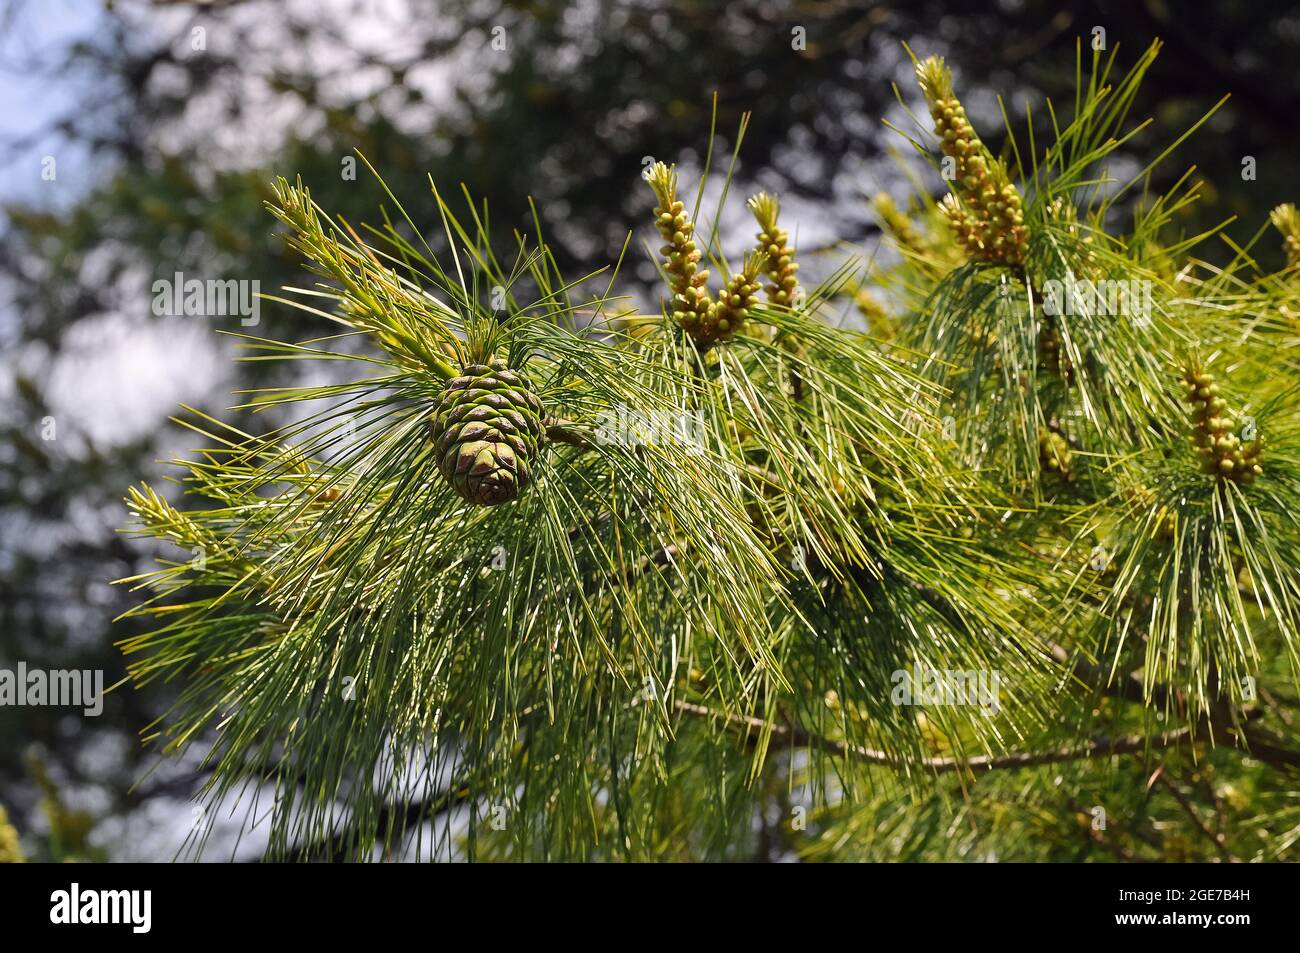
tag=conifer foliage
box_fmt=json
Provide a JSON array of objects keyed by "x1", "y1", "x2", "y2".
[{"x1": 119, "y1": 42, "x2": 1300, "y2": 861}]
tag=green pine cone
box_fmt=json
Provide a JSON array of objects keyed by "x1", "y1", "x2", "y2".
[{"x1": 428, "y1": 360, "x2": 547, "y2": 505}]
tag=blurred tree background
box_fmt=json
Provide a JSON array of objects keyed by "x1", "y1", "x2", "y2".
[{"x1": 2, "y1": 0, "x2": 1299, "y2": 860}]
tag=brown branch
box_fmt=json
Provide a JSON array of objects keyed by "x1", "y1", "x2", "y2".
[
  {"x1": 276, "y1": 784, "x2": 474, "y2": 863},
  {"x1": 675, "y1": 700, "x2": 1196, "y2": 776},
  {"x1": 1043, "y1": 639, "x2": 1183, "y2": 714},
  {"x1": 1142, "y1": 759, "x2": 1236, "y2": 863},
  {"x1": 1239, "y1": 728, "x2": 1300, "y2": 770},
  {"x1": 1042, "y1": 643, "x2": 1300, "y2": 772},
  {"x1": 1061, "y1": 793, "x2": 1147, "y2": 863}
]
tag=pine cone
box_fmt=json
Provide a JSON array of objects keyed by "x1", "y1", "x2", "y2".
[{"x1": 428, "y1": 360, "x2": 546, "y2": 505}]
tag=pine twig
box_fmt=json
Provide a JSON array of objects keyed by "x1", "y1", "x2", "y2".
[
  {"x1": 1142, "y1": 761, "x2": 1237, "y2": 862},
  {"x1": 675, "y1": 700, "x2": 1198, "y2": 776}
]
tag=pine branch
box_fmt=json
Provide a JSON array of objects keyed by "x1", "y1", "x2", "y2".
[
  {"x1": 1044, "y1": 640, "x2": 1183, "y2": 714},
  {"x1": 115, "y1": 49, "x2": 1300, "y2": 862},
  {"x1": 676, "y1": 700, "x2": 1199, "y2": 775},
  {"x1": 544, "y1": 417, "x2": 597, "y2": 450},
  {"x1": 1238, "y1": 728, "x2": 1300, "y2": 770},
  {"x1": 277, "y1": 785, "x2": 474, "y2": 863}
]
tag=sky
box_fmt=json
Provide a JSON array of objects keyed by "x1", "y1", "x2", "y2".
[
  {"x1": 0, "y1": 0, "x2": 107, "y2": 206},
  {"x1": 0, "y1": 1, "x2": 242, "y2": 859}
]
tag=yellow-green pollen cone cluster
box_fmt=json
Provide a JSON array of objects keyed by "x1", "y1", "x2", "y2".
[
  {"x1": 1038, "y1": 428, "x2": 1071, "y2": 478},
  {"x1": 428, "y1": 359, "x2": 547, "y2": 505},
  {"x1": 644, "y1": 165, "x2": 792, "y2": 347},
  {"x1": 917, "y1": 55, "x2": 1029, "y2": 266},
  {"x1": 710, "y1": 254, "x2": 765, "y2": 341},
  {"x1": 645, "y1": 162, "x2": 718, "y2": 341},
  {"x1": 871, "y1": 192, "x2": 927, "y2": 255},
  {"x1": 748, "y1": 192, "x2": 800, "y2": 308},
  {"x1": 1271, "y1": 203, "x2": 1300, "y2": 267},
  {"x1": 0, "y1": 804, "x2": 22, "y2": 863},
  {"x1": 1183, "y1": 365, "x2": 1262, "y2": 485}
]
